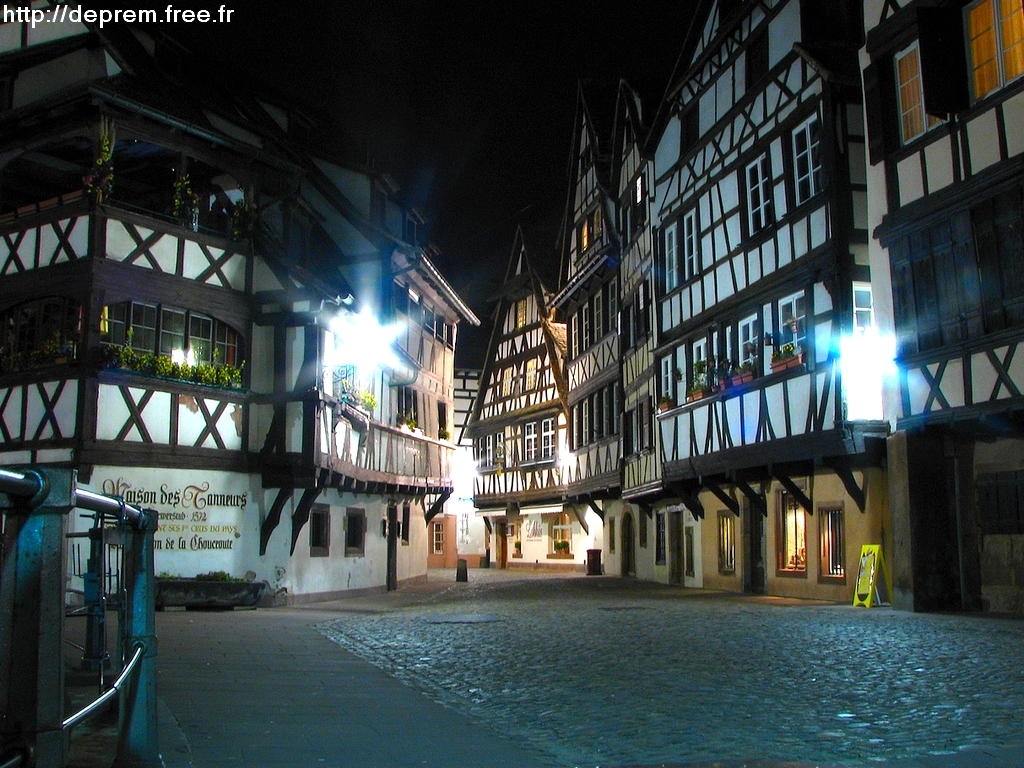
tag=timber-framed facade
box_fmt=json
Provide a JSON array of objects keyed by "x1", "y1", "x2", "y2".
[{"x1": 0, "y1": 20, "x2": 477, "y2": 600}]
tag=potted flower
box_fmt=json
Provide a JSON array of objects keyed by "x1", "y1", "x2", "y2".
[
  {"x1": 173, "y1": 172, "x2": 200, "y2": 231},
  {"x1": 686, "y1": 360, "x2": 710, "y2": 402},
  {"x1": 770, "y1": 343, "x2": 803, "y2": 373},
  {"x1": 731, "y1": 361, "x2": 755, "y2": 386},
  {"x1": 658, "y1": 394, "x2": 674, "y2": 413}
]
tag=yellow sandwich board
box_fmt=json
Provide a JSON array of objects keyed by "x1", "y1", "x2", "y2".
[{"x1": 853, "y1": 544, "x2": 892, "y2": 608}]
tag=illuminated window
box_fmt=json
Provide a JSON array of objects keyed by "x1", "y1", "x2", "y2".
[
  {"x1": 432, "y1": 522, "x2": 444, "y2": 555},
  {"x1": 540, "y1": 417, "x2": 555, "y2": 459},
  {"x1": 655, "y1": 511, "x2": 667, "y2": 565},
  {"x1": 746, "y1": 153, "x2": 773, "y2": 235},
  {"x1": 550, "y1": 512, "x2": 572, "y2": 554},
  {"x1": 502, "y1": 367, "x2": 513, "y2": 398},
  {"x1": 776, "y1": 491, "x2": 807, "y2": 574},
  {"x1": 819, "y1": 506, "x2": 845, "y2": 580},
  {"x1": 968, "y1": 0, "x2": 1024, "y2": 100},
  {"x1": 525, "y1": 358, "x2": 538, "y2": 390},
  {"x1": 524, "y1": 421, "x2": 537, "y2": 462},
  {"x1": 515, "y1": 299, "x2": 527, "y2": 329},
  {"x1": 853, "y1": 283, "x2": 874, "y2": 334},
  {"x1": 718, "y1": 512, "x2": 736, "y2": 573},
  {"x1": 895, "y1": 43, "x2": 942, "y2": 142},
  {"x1": 103, "y1": 301, "x2": 241, "y2": 368},
  {"x1": 792, "y1": 115, "x2": 823, "y2": 205}
]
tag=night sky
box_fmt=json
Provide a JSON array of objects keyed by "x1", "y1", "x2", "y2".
[{"x1": 162, "y1": 1, "x2": 692, "y2": 359}]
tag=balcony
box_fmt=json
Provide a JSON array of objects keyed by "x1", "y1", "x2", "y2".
[{"x1": 658, "y1": 357, "x2": 887, "y2": 482}]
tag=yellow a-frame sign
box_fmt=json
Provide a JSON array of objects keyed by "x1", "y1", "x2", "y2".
[{"x1": 853, "y1": 544, "x2": 892, "y2": 608}]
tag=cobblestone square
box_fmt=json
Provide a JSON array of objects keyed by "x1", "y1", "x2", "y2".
[{"x1": 321, "y1": 573, "x2": 1024, "y2": 767}]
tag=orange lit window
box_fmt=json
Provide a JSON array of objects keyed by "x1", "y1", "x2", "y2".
[{"x1": 968, "y1": 0, "x2": 1024, "y2": 100}]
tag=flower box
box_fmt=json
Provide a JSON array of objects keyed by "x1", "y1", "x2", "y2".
[
  {"x1": 730, "y1": 370, "x2": 755, "y2": 386},
  {"x1": 770, "y1": 353, "x2": 804, "y2": 373}
]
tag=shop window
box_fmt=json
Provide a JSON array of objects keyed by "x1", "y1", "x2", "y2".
[
  {"x1": 819, "y1": 506, "x2": 845, "y2": 580},
  {"x1": 550, "y1": 512, "x2": 572, "y2": 554},
  {"x1": 776, "y1": 491, "x2": 807, "y2": 574},
  {"x1": 655, "y1": 511, "x2": 667, "y2": 565},
  {"x1": 345, "y1": 508, "x2": 366, "y2": 556},
  {"x1": 432, "y1": 522, "x2": 444, "y2": 555},
  {"x1": 718, "y1": 512, "x2": 736, "y2": 573},
  {"x1": 309, "y1": 504, "x2": 330, "y2": 557}
]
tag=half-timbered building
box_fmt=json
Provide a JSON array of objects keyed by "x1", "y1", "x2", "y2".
[
  {"x1": 552, "y1": 86, "x2": 623, "y2": 576},
  {"x1": 650, "y1": 0, "x2": 890, "y2": 601},
  {"x1": 0, "y1": 20, "x2": 477, "y2": 600},
  {"x1": 466, "y1": 227, "x2": 601, "y2": 568},
  {"x1": 863, "y1": 0, "x2": 1024, "y2": 613}
]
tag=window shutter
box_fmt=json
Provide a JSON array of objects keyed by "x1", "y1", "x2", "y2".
[
  {"x1": 862, "y1": 61, "x2": 889, "y2": 165},
  {"x1": 918, "y1": 7, "x2": 969, "y2": 115}
]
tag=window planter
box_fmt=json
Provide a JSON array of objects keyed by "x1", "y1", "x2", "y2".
[
  {"x1": 730, "y1": 370, "x2": 755, "y2": 386},
  {"x1": 546, "y1": 552, "x2": 574, "y2": 559},
  {"x1": 770, "y1": 353, "x2": 804, "y2": 374}
]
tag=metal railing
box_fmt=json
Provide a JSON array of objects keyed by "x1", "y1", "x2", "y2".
[{"x1": 0, "y1": 466, "x2": 161, "y2": 768}]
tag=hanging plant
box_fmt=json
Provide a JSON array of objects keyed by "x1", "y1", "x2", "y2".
[
  {"x1": 84, "y1": 118, "x2": 115, "y2": 203},
  {"x1": 172, "y1": 172, "x2": 200, "y2": 226},
  {"x1": 230, "y1": 197, "x2": 257, "y2": 241}
]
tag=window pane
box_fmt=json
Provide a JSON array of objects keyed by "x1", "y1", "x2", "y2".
[
  {"x1": 971, "y1": 0, "x2": 1000, "y2": 98},
  {"x1": 189, "y1": 313, "x2": 213, "y2": 365},
  {"x1": 131, "y1": 303, "x2": 158, "y2": 353},
  {"x1": 1001, "y1": 0, "x2": 1024, "y2": 81}
]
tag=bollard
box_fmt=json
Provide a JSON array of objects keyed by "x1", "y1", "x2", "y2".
[{"x1": 456, "y1": 559, "x2": 468, "y2": 582}]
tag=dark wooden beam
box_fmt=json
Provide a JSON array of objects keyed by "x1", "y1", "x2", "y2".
[
  {"x1": 827, "y1": 461, "x2": 866, "y2": 513},
  {"x1": 669, "y1": 484, "x2": 704, "y2": 520},
  {"x1": 704, "y1": 482, "x2": 739, "y2": 515},
  {"x1": 260, "y1": 485, "x2": 293, "y2": 556},
  {"x1": 424, "y1": 489, "x2": 452, "y2": 525},
  {"x1": 570, "y1": 504, "x2": 590, "y2": 535},
  {"x1": 773, "y1": 473, "x2": 813, "y2": 515},
  {"x1": 586, "y1": 498, "x2": 604, "y2": 521},
  {"x1": 289, "y1": 487, "x2": 322, "y2": 556},
  {"x1": 735, "y1": 480, "x2": 767, "y2": 517}
]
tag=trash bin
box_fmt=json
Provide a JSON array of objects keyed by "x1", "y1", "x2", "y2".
[
  {"x1": 456, "y1": 559, "x2": 468, "y2": 582},
  {"x1": 586, "y1": 548, "x2": 602, "y2": 576}
]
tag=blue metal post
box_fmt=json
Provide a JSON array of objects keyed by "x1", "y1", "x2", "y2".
[
  {"x1": 113, "y1": 506, "x2": 161, "y2": 768},
  {"x1": 0, "y1": 467, "x2": 75, "y2": 768}
]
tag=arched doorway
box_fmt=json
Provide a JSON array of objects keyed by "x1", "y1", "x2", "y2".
[{"x1": 621, "y1": 513, "x2": 637, "y2": 577}]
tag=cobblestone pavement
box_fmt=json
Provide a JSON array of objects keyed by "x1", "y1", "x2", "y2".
[{"x1": 320, "y1": 571, "x2": 1024, "y2": 768}]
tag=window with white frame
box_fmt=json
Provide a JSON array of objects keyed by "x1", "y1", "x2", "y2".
[
  {"x1": 739, "y1": 314, "x2": 760, "y2": 370},
  {"x1": 495, "y1": 431, "x2": 505, "y2": 465},
  {"x1": 683, "y1": 208, "x2": 699, "y2": 281},
  {"x1": 895, "y1": 42, "x2": 943, "y2": 143},
  {"x1": 540, "y1": 417, "x2": 555, "y2": 459},
  {"x1": 967, "y1": 0, "x2": 1024, "y2": 101},
  {"x1": 551, "y1": 512, "x2": 572, "y2": 554},
  {"x1": 779, "y1": 291, "x2": 806, "y2": 350},
  {"x1": 792, "y1": 115, "x2": 823, "y2": 205},
  {"x1": 746, "y1": 153, "x2": 773, "y2": 235},
  {"x1": 581, "y1": 302, "x2": 591, "y2": 349},
  {"x1": 524, "y1": 421, "x2": 537, "y2": 462},
  {"x1": 665, "y1": 224, "x2": 679, "y2": 292},
  {"x1": 853, "y1": 283, "x2": 874, "y2": 334},
  {"x1": 661, "y1": 356, "x2": 675, "y2": 402},
  {"x1": 502, "y1": 367, "x2": 513, "y2": 398},
  {"x1": 593, "y1": 291, "x2": 604, "y2": 339}
]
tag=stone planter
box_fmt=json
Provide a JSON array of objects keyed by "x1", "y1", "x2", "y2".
[{"x1": 156, "y1": 579, "x2": 269, "y2": 610}]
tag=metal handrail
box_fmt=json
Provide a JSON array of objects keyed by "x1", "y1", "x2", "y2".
[{"x1": 62, "y1": 643, "x2": 144, "y2": 732}]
